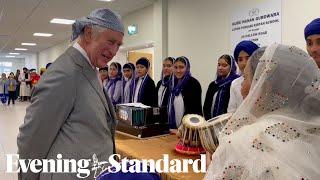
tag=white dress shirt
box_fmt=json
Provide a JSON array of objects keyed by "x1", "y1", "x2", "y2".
[
  {"x1": 73, "y1": 42, "x2": 103, "y2": 88},
  {"x1": 227, "y1": 76, "x2": 244, "y2": 113}
]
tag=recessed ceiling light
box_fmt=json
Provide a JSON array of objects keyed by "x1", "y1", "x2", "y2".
[
  {"x1": 33, "y1": 33, "x2": 53, "y2": 37},
  {"x1": 6, "y1": 55, "x2": 15, "y2": 58},
  {"x1": 97, "y1": 0, "x2": 114, "y2": 2},
  {"x1": 21, "y1": 43, "x2": 37, "y2": 46},
  {"x1": 15, "y1": 48, "x2": 28, "y2": 51},
  {"x1": 50, "y1": 18, "x2": 75, "y2": 25},
  {"x1": 9, "y1": 52, "x2": 20, "y2": 55}
]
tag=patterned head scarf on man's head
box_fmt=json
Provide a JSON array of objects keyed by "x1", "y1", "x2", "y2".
[
  {"x1": 233, "y1": 40, "x2": 259, "y2": 62},
  {"x1": 304, "y1": 18, "x2": 320, "y2": 40},
  {"x1": 71, "y1": 8, "x2": 124, "y2": 41}
]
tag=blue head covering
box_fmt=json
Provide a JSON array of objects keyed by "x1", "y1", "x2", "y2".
[
  {"x1": 71, "y1": 8, "x2": 124, "y2": 41},
  {"x1": 211, "y1": 55, "x2": 240, "y2": 118},
  {"x1": 106, "y1": 62, "x2": 122, "y2": 105},
  {"x1": 215, "y1": 55, "x2": 239, "y2": 86},
  {"x1": 168, "y1": 56, "x2": 192, "y2": 129},
  {"x1": 46, "y1": 63, "x2": 52, "y2": 69},
  {"x1": 233, "y1": 40, "x2": 259, "y2": 62},
  {"x1": 161, "y1": 57, "x2": 175, "y2": 87},
  {"x1": 304, "y1": 18, "x2": 320, "y2": 40}
]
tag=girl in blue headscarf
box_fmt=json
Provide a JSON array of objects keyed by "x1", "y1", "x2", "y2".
[
  {"x1": 156, "y1": 57, "x2": 174, "y2": 108},
  {"x1": 122, "y1": 63, "x2": 135, "y2": 103},
  {"x1": 203, "y1": 54, "x2": 239, "y2": 120},
  {"x1": 168, "y1": 56, "x2": 202, "y2": 129},
  {"x1": 106, "y1": 62, "x2": 122, "y2": 106}
]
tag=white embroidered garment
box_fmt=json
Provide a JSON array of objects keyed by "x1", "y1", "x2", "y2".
[{"x1": 205, "y1": 44, "x2": 320, "y2": 180}]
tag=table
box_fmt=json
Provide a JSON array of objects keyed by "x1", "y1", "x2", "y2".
[{"x1": 115, "y1": 132, "x2": 205, "y2": 180}]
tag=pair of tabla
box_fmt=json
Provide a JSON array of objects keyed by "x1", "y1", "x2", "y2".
[{"x1": 175, "y1": 113, "x2": 232, "y2": 155}]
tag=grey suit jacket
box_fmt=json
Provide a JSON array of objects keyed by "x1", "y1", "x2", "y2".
[{"x1": 17, "y1": 47, "x2": 117, "y2": 180}]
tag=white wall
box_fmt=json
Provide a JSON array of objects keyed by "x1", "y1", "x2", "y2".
[
  {"x1": 282, "y1": 0, "x2": 319, "y2": 48},
  {"x1": 38, "y1": 40, "x2": 70, "y2": 69},
  {"x1": 36, "y1": 0, "x2": 320, "y2": 103},
  {"x1": 168, "y1": 0, "x2": 320, "y2": 102},
  {"x1": 37, "y1": 5, "x2": 157, "y2": 73},
  {"x1": 0, "y1": 58, "x2": 25, "y2": 75},
  {"x1": 24, "y1": 54, "x2": 38, "y2": 70},
  {"x1": 123, "y1": 5, "x2": 154, "y2": 48}
]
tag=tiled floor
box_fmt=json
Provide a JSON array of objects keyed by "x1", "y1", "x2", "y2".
[{"x1": 0, "y1": 102, "x2": 29, "y2": 180}]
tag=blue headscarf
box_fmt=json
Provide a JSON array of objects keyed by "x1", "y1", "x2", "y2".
[
  {"x1": 168, "y1": 56, "x2": 191, "y2": 129},
  {"x1": 211, "y1": 55, "x2": 240, "y2": 118},
  {"x1": 233, "y1": 40, "x2": 259, "y2": 62},
  {"x1": 304, "y1": 18, "x2": 320, "y2": 40},
  {"x1": 161, "y1": 57, "x2": 175, "y2": 87},
  {"x1": 122, "y1": 63, "x2": 135, "y2": 103},
  {"x1": 106, "y1": 62, "x2": 122, "y2": 105}
]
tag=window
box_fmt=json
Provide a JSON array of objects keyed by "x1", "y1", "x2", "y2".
[{"x1": 0, "y1": 61, "x2": 13, "y2": 74}]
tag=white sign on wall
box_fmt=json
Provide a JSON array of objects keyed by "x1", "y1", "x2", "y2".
[{"x1": 230, "y1": 0, "x2": 282, "y2": 49}]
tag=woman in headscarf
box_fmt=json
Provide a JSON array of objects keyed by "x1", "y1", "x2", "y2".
[
  {"x1": 205, "y1": 44, "x2": 320, "y2": 179},
  {"x1": 105, "y1": 62, "x2": 122, "y2": 106},
  {"x1": 156, "y1": 57, "x2": 174, "y2": 108},
  {"x1": 203, "y1": 54, "x2": 239, "y2": 120},
  {"x1": 168, "y1": 56, "x2": 202, "y2": 130},
  {"x1": 122, "y1": 62, "x2": 135, "y2": 103},
  {"x1": 227, "y1": 40, "x2": 259, "y2": 113},
  {"x1": 133, "y1": 57, "x2": 157, "y2": 107}
]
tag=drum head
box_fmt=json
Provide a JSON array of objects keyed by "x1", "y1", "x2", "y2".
[{"x1": 182, "y1": 114, "x2": 206, "y2": 128}]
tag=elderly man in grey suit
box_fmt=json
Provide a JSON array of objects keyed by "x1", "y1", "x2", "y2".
[{"x1": 17, "y1": 8, "x2": 124, "y2": 180}]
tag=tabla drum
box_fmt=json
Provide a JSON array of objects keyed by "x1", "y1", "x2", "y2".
[
  {"x1": 175, "y1": 114, "x2": 206, "y2": 155},
  {"x1": 199, "y1": 113, "x2": 232, "y2": 154}
]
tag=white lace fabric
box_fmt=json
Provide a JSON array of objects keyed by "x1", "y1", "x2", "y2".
[{"x1": 205, "y1": 44, "x2": 320, "y2": 180}]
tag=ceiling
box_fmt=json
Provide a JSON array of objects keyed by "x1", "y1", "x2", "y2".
[{"x1": 0, "y1": 0, "x2": 155, "y2": 57}]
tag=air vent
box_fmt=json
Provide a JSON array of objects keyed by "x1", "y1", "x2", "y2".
[{"x1": 0, "y1": 34, "x2": 10, "y2": 41}]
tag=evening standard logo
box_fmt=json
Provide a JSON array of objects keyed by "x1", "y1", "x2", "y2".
[{"x1": 5, "y1": 154, "x2": 206, "y2": 178}]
